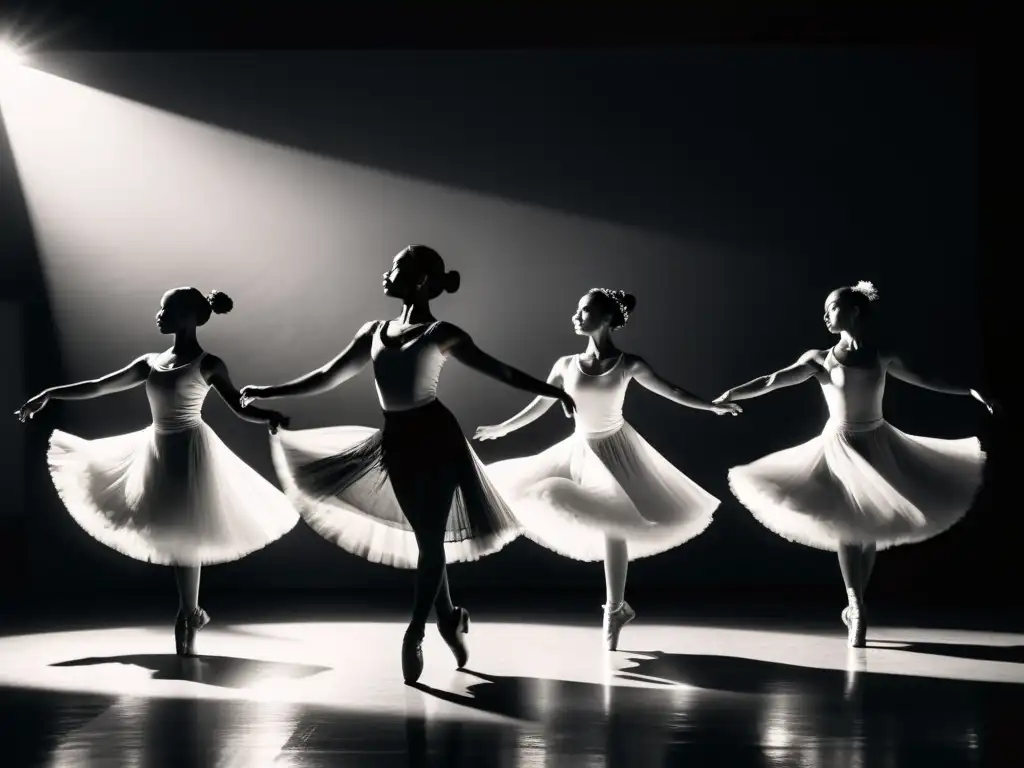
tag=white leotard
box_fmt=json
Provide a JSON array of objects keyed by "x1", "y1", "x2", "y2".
[{"x1": 370, "y1": 321, "x2": 448, "y2": 412}]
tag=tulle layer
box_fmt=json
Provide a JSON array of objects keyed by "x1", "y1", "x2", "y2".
[
  {"x1": 727, "y1": 420, "x2": 986, "y2": 552},
  {"x1": 485, "y1": 423, "x2": 720, "y2": 562},
  {"x1": 47, "y1": 425, "x2": 300, "y2": 566},
  {"x1": 270, "y1": 400, "x2": 521, "y2": 569}
]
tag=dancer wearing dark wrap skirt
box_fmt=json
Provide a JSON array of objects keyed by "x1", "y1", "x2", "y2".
[{"x1": 240, "y1": 245, "x2": 576, "y2": 683}]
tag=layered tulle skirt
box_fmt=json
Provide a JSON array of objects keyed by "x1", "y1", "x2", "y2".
[
  {"x1": 47, "y1": 424, "x2": 300, "y2": 566},
  {"x1": 269, "y1": 399, "x2": 521, "y2": 569},
  {"x1": 727, "y1": 418, "x2": 986, "y2": 551},
  {"x1": 485, "y1": 422, "x2": 720, "y2": 562}
]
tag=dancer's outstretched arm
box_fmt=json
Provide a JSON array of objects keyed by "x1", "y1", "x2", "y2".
[
  {"x1": 885, "y1": 354, "x2": 998, "y2": 413},
  {"x1": 203, "y1": 355, "x2": 290, "y2": 431},
  {"x1": 240, "y1": 321, "x2": 376, "y2": 405},
  {"x1": 438, "y1": 323, "x2": 576, "y2": 417},
  {"x1": 14, "y1": 354, "x2": 152, "y2": 422},
  {"x1": 629, "y1": 355, "x2": 742, "y2": 415},
  {"x1": 714, "y1": 349, "x2": 824, "y2": 404},
  {"x1": 474, "y1": 357, "x2": 571, "y2": 440}
]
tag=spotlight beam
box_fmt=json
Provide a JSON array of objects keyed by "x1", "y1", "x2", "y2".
[{"x1": 0, "y1": 40, "x2": 23, "y2": 69}]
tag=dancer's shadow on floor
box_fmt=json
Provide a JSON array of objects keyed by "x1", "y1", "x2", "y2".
[
  {"x1": 615, "y1": 650, "x2": 1024, "y2": 708},
  {"x1": 865, "y1": 641, "x2": 1024, "y2": 664},
  {"x1": 615, "y1": 651, "x2": 858, "y2": 696},
  {"x1": 49, "y1": 654, "x2": 331, "y2": 688},
  {"x1": 412, "y1": 666, "x2": 700, "y2": 724},
  {"x1": 410, "y1": 671, "x2": 536, "y2": 721},
  {"x1": 414, "y1": 651, "x2": 1024, "y2": 725}
]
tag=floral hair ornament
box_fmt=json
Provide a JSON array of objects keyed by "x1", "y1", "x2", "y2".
[
  {"x1": 850, "y1": 280, "x2": 879, "y2": 301},
  {"x1": 591, "y1": 287, "x2": 631, "y2": 327}
]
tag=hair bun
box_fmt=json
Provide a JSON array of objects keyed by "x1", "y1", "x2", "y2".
[
  {"x1": 444, "y1": 270, "x2": 461, "y2": 294},
  {"x1": 622, "y1": 293, "x2": 637, "y2": 313},
  {"x1": 207, "y1": 290, "x2": 234, "y2": 315},
  {"x1": 851, "y1": 280, "x2": 879, "y2": 301}
]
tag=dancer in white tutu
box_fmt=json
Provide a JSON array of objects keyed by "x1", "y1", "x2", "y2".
[
  {"x1": 714, "y1": 281, "x2": 996, "y2": 647},
  {"x1": 238, "y1": 245, "x2": 576, "y2": 683},
  {"x1": 14, "y1": 287, "x2": 297, "y2": 656},
  {"x1": 475, "y1": 288, "x2": 742, "y2": 650}
]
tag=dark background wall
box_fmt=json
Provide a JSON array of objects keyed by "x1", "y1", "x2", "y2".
[{"x1": 0, "y1": 48, "x2": 1002, "y2": 603}]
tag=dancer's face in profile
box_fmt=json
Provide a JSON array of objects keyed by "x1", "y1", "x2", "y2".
[
  {"x1": 823, "y1": 289, "x2": 857, "y2": 335},
  {"x1": 382, "y1": 250, "x2": 425, "y2": 300},
  {"x1": 572, "y1": 293, "x2": 611, "y2": 336},
  {"x1": 155, "y1": 290, "x2": 193, "y2": 335}
]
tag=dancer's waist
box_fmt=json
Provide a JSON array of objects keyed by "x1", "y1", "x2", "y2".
[
  {"x1": 574, "y1": 417, "x2": 625, "y2": 440},
  {"x1": 825, "y1": 416, "x2": 885, "y2": 434},
  {"x1": 153, "y1": 417, "x2": 203, "y2": 434},
  {"x1": 379, "y1": 395, "x2": 438, "y2": 413}
]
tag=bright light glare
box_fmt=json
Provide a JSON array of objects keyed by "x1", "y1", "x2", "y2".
[{"x1": 0, "y1": 40, "x2": 23, "y2": 69}]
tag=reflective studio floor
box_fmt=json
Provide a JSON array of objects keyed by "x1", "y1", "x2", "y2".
[{"x1": 1, "y1": 594, "x2": 1021, "y2": 767}]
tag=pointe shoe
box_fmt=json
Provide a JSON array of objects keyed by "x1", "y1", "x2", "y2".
[
  {"x1": 437, "y1": 606, "x2": 470, "y2": 669},
  {"x1": 176, "y1": 607, "x2": 210, "y2": 657},
  {"x1": 602, "y1": 602, "x2": 636, "y2": 652},
  {"x1": 402, "y1": 627, "x2": 425, "y2": 684},
  {"x1": 846, "y1": 605, "x2": 866, "y2": 648}
]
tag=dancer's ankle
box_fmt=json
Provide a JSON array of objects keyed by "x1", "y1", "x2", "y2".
[{"x1": 845, "y1": 588, "x2": 863, "y2": 611}]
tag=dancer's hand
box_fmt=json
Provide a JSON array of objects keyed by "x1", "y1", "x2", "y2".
[
  {"x1": 239, "y1": 385, "x2": 266, "y2": 408},
  {"x1": 474, "y1": 424, "x2": 512, "y2": 441},
  {"x1": 558, "y1": 390, "x2": 576, "y2": 418},
  {"x1": 711, "y1": 401, "x2": 743, "y2": 416},
  {"x1": 266, "y1": 411, "x2": 290, "y2": 434},
  {"x1": 712, "y1": 391, "x2": 734, "y2": 406},
  {"x1": 14, "y1": 393, "x2": 49, "y2": 423},
  {"x1": 970, "y1": 390, "x2": 1000, "y2": 415}
]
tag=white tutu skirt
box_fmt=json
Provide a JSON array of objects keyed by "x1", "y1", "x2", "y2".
[
  {"x1": 47, "y1": 425, "x2": 300, "y2": 566},
  {"x1": 727, "y1": 419, "x2": 986, "y2": 551},
  {"x1": 485, "y1": 422, "x2": 720, "y2": 562},
  {"x1": 269, "y1": 399, "x2": 521, "y2": 569}
]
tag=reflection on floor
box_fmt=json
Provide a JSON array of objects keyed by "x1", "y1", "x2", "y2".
[{"x1": 1, "y1": 604, "x2": 1020, "y2": 767}]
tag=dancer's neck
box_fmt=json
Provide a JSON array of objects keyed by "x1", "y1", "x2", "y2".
[
  {"x1": 839, "y1": 330, "x2": 861, "y2": 349},
  {"x1": 584, "y1": 330, "x2": 618, "y2": 359},
  {"x1": 398, "y1": 300, "x2": 435, "y2": 327},
  {"x1": 171, "y1": 328, "x2": 202, "y2": 358}
]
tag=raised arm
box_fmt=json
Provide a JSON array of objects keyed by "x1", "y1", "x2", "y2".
[
  {"x1": 203, "y1": 354, "x2": 290, "y2": 431},
  {"x1": 240, "y1": 321, "x2": 376, "y2": 404},
  {"x1": 438, "y1": 323, "x2": 575, "y2": 416},
  {"x1": 885, "y1": 353, "x2": 997, "y2": 413},
  {"x1": 474, "y1": 357, "x2": 571, "y2": 440},
  {"x1": 629, "y1": 355, "x2": 741, "y2": 414},
  {"x1": 15, "y1": 354, "x2": 152, "y2": 422},
  {"x1": 715, "y1": 349, "x2": 823, "y2": 403}
]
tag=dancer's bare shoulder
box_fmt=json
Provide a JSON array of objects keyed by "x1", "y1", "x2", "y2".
[
  {"x1": 198, "y1": 351, "x2": 231, "y2": 381},
  {"x1": 553, "y1": 354, "x2": 575, "y2": 371},
  {"x1": 801, "y1": 348, "x2": 829, "y2": 366},
  {"x1": 619, "y1": 351, "x2": 646, "y2": 372},
  {"x1": 795, "y1": 348, "x2": 830, "y2": 379},
  {"x1": 430, "y1": 321, "x2": 470, "y2": 352},
  {"x1": 875, "y1": 344, "x2": 899, "y2": 367}
]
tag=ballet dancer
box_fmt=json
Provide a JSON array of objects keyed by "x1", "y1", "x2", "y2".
[
  {"x1": 238, "y1": 245, "x2": 576, "y2": 684},
  {"x1": 14, "y1": 287, "x2": 297, "y2": 656},
  {"x1": 475, "y1": 288, "x2": 741, "y2": 650},
  {"x1": 714, "y1": 281, "x2": 995, "y2": 647}
]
